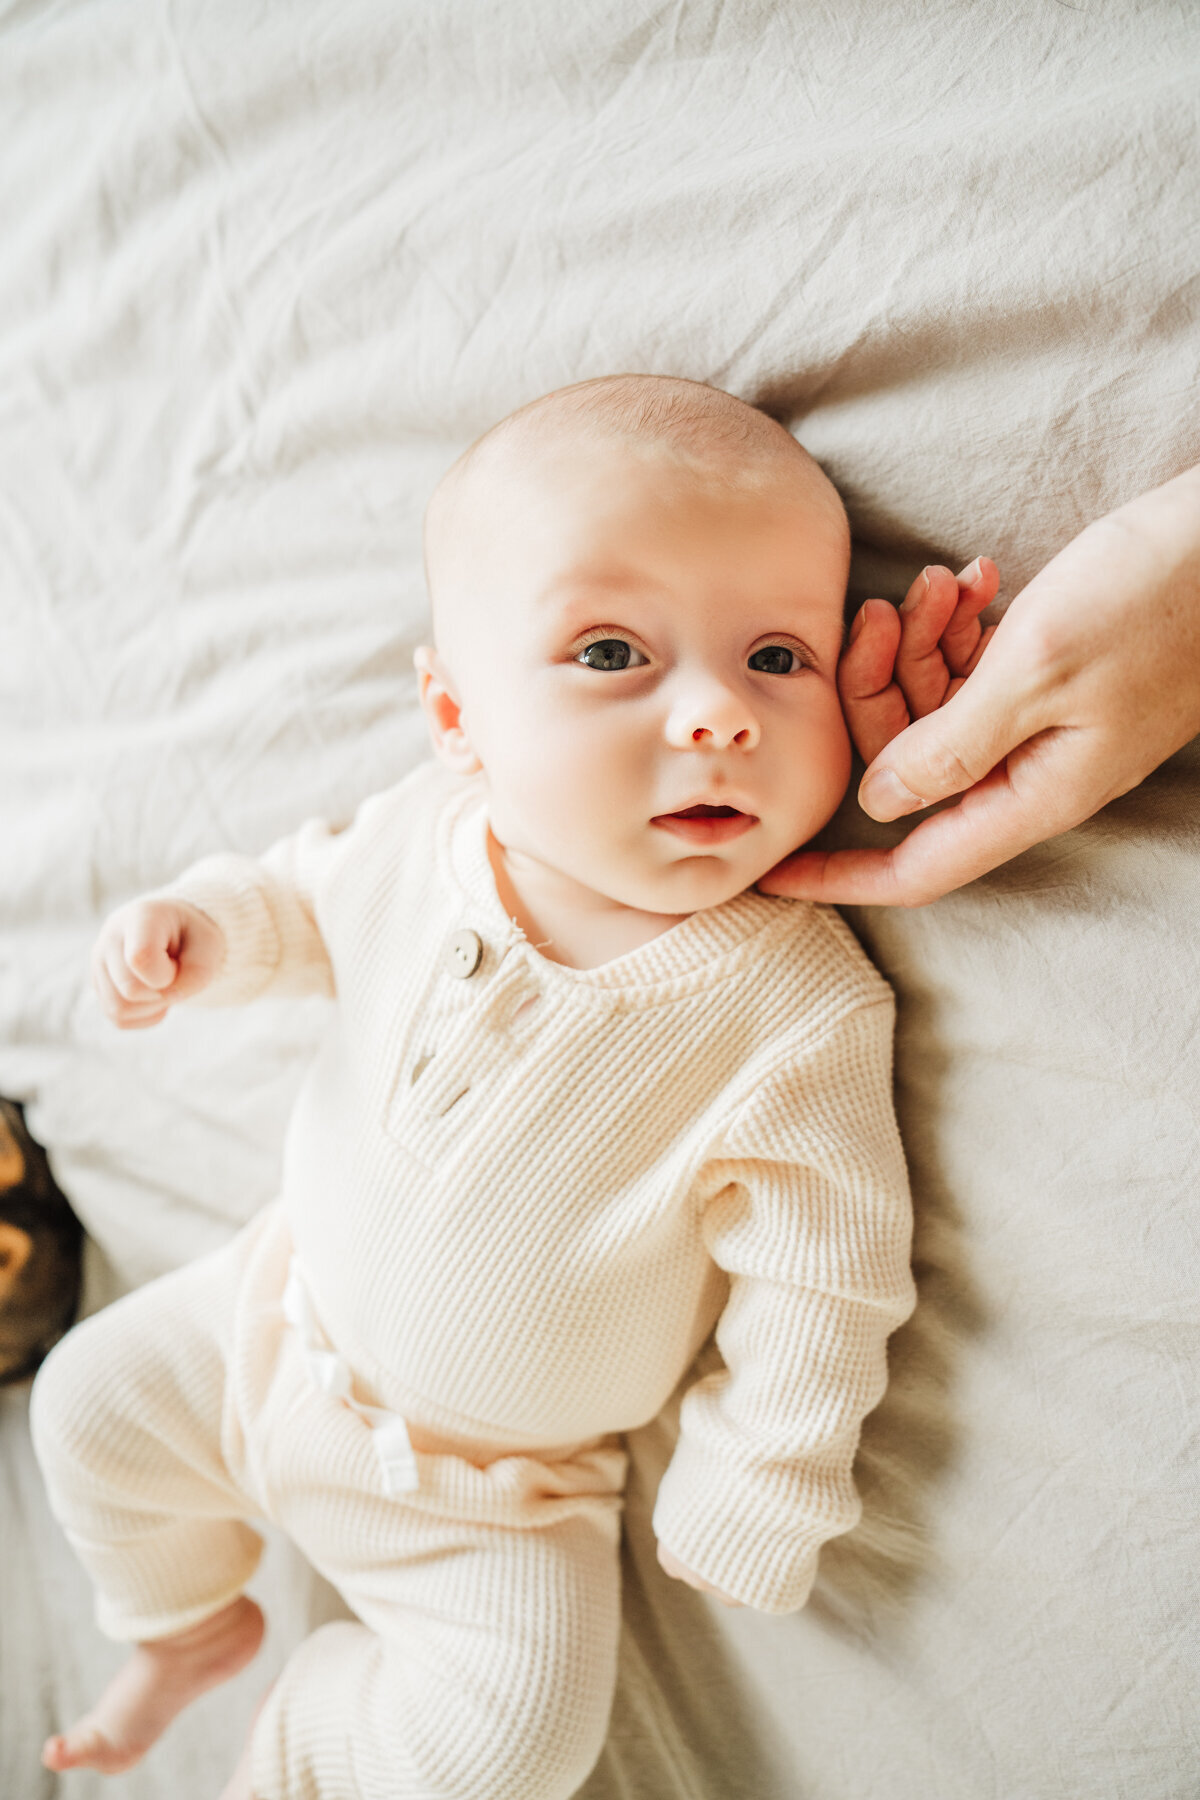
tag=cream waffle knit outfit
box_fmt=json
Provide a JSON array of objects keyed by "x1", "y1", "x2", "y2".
[{"x1": 32, "y1": 761, "x2": 915, "y2": 1800}]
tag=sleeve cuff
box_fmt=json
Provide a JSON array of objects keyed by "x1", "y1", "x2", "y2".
[
  {"x1": 652, "y1": 1433, "x2": 834, "y2": 1614},
  {"x1": 155, "y1": 854, "x2": 282, "y2": 1006}
]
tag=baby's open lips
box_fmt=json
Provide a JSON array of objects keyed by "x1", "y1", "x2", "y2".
[
  {"x1": 651, "y1": 803, "x2": 759, "y2": 844},
  {"x1": 671, "y1": 804, "x2": 742, "y2": 818}
]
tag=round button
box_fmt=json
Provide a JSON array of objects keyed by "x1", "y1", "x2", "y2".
[{"x1": 442, "y1": 928, "x2": 484, "y2": 979}]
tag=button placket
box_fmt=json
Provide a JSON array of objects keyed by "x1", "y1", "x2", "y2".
[{"x1": 386, "y1": 929, "x2": 532, "y2": 1153}]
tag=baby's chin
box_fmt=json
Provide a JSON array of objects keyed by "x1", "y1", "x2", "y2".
[{"x1": 606, "y1": 852, "x2": 791, "y2": 918}]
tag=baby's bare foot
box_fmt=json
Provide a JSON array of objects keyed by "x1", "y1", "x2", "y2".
[{"x1": 41, "y1": 1595, "x2": 265, "y2": 1776}]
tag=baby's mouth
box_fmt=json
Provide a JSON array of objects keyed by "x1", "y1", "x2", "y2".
[{"x1": 651, "y1": 804, "x2": 759, "y2": 845}]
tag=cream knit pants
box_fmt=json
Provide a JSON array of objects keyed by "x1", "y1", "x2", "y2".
[{"x1": 31, "y1": 1205, "x2": 626, "y2": 1800}]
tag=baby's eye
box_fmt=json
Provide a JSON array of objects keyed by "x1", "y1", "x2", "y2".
[
  {"x1": 576, "y1": 638, "x2": 647, "y2": 672},
  {"x1": 748, "y1": 644, "x2": 798, "y2": 675}
]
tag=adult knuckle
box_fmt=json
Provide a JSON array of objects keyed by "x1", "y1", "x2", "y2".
[
  {"x1": 1018, "y1": 618, "x2": 1063, "y2": 678},
  {"x1": 1004, "y1": 610, "x2": 1076, "y2": 699},
  {"x1": 886, "y1": 862, "x2": 938, "y2": 909},
  {"x1": 919, "y1": 739, "x2": 979, "y2": 793}
]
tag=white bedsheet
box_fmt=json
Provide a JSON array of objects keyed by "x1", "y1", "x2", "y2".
[{"x1": 2, "y1": 3, "x2": 1198, "y2": 1795}]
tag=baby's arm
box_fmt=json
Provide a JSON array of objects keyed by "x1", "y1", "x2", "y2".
[
  {"x1": 653, "y1": 997, "x2": 915, "y2": 1614},
  {"x1": 90, "y1": 809, "x2": 370, "y2": 1027},
  {"x1": 655, "y1": 1543, "x2": 742, "y2": 1605}
]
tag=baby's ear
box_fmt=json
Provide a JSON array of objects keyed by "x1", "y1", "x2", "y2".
[{"x1": 413, "y1": 647, "x2": 482, "y2": 775}]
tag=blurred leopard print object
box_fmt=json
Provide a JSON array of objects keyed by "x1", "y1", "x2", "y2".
[{"x1": 0, "y1": 1098, "x2": 83, "y2": 1384}]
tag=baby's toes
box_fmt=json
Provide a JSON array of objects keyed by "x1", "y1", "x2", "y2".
[{"x1": 43, "y1": 1726, "x2": 135, "y2": 1774}]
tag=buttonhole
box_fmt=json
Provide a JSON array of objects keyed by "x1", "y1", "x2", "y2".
[
  {"x1": 437, "y1": 1086, "x2": 470, "y2": 1117},
  {"x1": 411, "y1": 1051, "x2": 434, "y2": 1084},
  {"x1": 510, "y1": 995, "x2": 542, "y2": 1026}
]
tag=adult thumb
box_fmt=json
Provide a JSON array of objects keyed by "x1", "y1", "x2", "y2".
[{"x1": 857, "y1": 657, "x2": 1026, "y2": 821}]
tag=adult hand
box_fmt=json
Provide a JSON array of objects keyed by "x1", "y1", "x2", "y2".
[{"x1": 760, "y1": 464, "x2": 1200, "y2": 906}]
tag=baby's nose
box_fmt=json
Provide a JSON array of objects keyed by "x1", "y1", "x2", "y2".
[{"x1": 664, "y1": 678, "x2": 760, "y2": 750}]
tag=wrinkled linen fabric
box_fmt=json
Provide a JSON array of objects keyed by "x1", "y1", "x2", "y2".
[{"x1": 1, "y1": 2, "x2": 1197, "y2": 1797}]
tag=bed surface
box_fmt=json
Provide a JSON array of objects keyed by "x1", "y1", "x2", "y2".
[{"x1": 2, "y1": 3, "x2": 1198, "y2": 1794}]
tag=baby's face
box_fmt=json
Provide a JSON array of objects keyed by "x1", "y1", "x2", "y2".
[{"x1": 427, "y1": 437, "x2": 852, "y2": 916}]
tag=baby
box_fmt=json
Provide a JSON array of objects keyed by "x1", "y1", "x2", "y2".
[{"x1": 32, "y1": 375, "x2": 917, "y2": 1800}]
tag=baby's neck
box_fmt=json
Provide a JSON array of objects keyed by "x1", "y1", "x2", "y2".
[{"x1": 486, "y1": 832, "x2": 688, "y2": 971}]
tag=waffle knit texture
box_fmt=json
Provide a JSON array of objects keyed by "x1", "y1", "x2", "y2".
[
  {"x1": 32, "y1": 1203, "x2": 625, "y2": 1800},
  {"x1": 142, "y1": 759, "x2": 915, "y2": 1614},
  {"x1": 32, "y1": 759, "x2": 914, "y2": 1795}
]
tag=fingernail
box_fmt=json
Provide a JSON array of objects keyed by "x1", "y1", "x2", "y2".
[
  {"x1": 848, "y1": 605, "x2": 867, "y2": 643},
  {"x1": 859, "y1": 768, "x2": 927, "y2": 820},
  {"x1": 956, "y1": 557, "x2": 983, "y2": 585}
]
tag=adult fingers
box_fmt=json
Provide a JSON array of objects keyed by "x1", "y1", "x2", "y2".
[
  {"x1": 760, "y1": 747, "x2": 1075, "y2": 906},
  {"x1": 856, "y1": 632, "x2": 1036, "y2": 821}
]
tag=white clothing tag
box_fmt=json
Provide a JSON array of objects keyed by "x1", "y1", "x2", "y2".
[
  {"x1": 362, "y1": 1409, "x2": 422, "y2": 1495},
  {"x1": 283, "y1": 1256, "x2": 420, "y2": 1494}
]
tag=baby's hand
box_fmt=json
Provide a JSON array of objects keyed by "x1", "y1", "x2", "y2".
[
  {"x1": 656, "y1": 1544, "x2": 744, "y2": 1608},
  {"x1": 91, "y1": 898, "x2": 225, "y2": 1029},
  {"x1": 838, "y1": 558, "x2": 1000, "y2": 768}
]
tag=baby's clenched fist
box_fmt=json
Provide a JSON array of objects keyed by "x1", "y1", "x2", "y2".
[
  {"x1": 656, "y1": 1543, "x2": 743, "y2": 1607},
  {"x1": 91, "y1": 898, "x2": 225, "y2": 1029}
]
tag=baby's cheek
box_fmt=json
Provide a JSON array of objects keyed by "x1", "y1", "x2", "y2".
[
  {"x1": 773, "y1": 713, "x2": 852, "y2": 851},
  {"x1": 491, "y1": 735, "x2": 606, "y2": 858},
  {"x1": 806, "y1": 702, "x2": 852, "y2": 795}
]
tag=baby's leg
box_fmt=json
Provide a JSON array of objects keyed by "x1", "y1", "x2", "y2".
[
  {"x1": 41, "y1": 1596, "x2": 264, "y2": 1775},
  {"x1": 255, "y1": 1451, "x2": 625, "y2": 1800},
  {"x1": 30, "y1": 1228, "x2": 268, "y2": 1775}
]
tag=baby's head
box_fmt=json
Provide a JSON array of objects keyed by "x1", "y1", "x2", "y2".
[{"x1": 418, "y1": 375, "x2": 851, "y2": 917}]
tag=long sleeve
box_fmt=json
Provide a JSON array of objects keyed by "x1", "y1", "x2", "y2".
[
  {"x1": 154, "y1": 813, "x2": 366, "y2": 1007},
  {"x1": 652, "y1": 997, "x2": 916, "y2": 1614}
]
